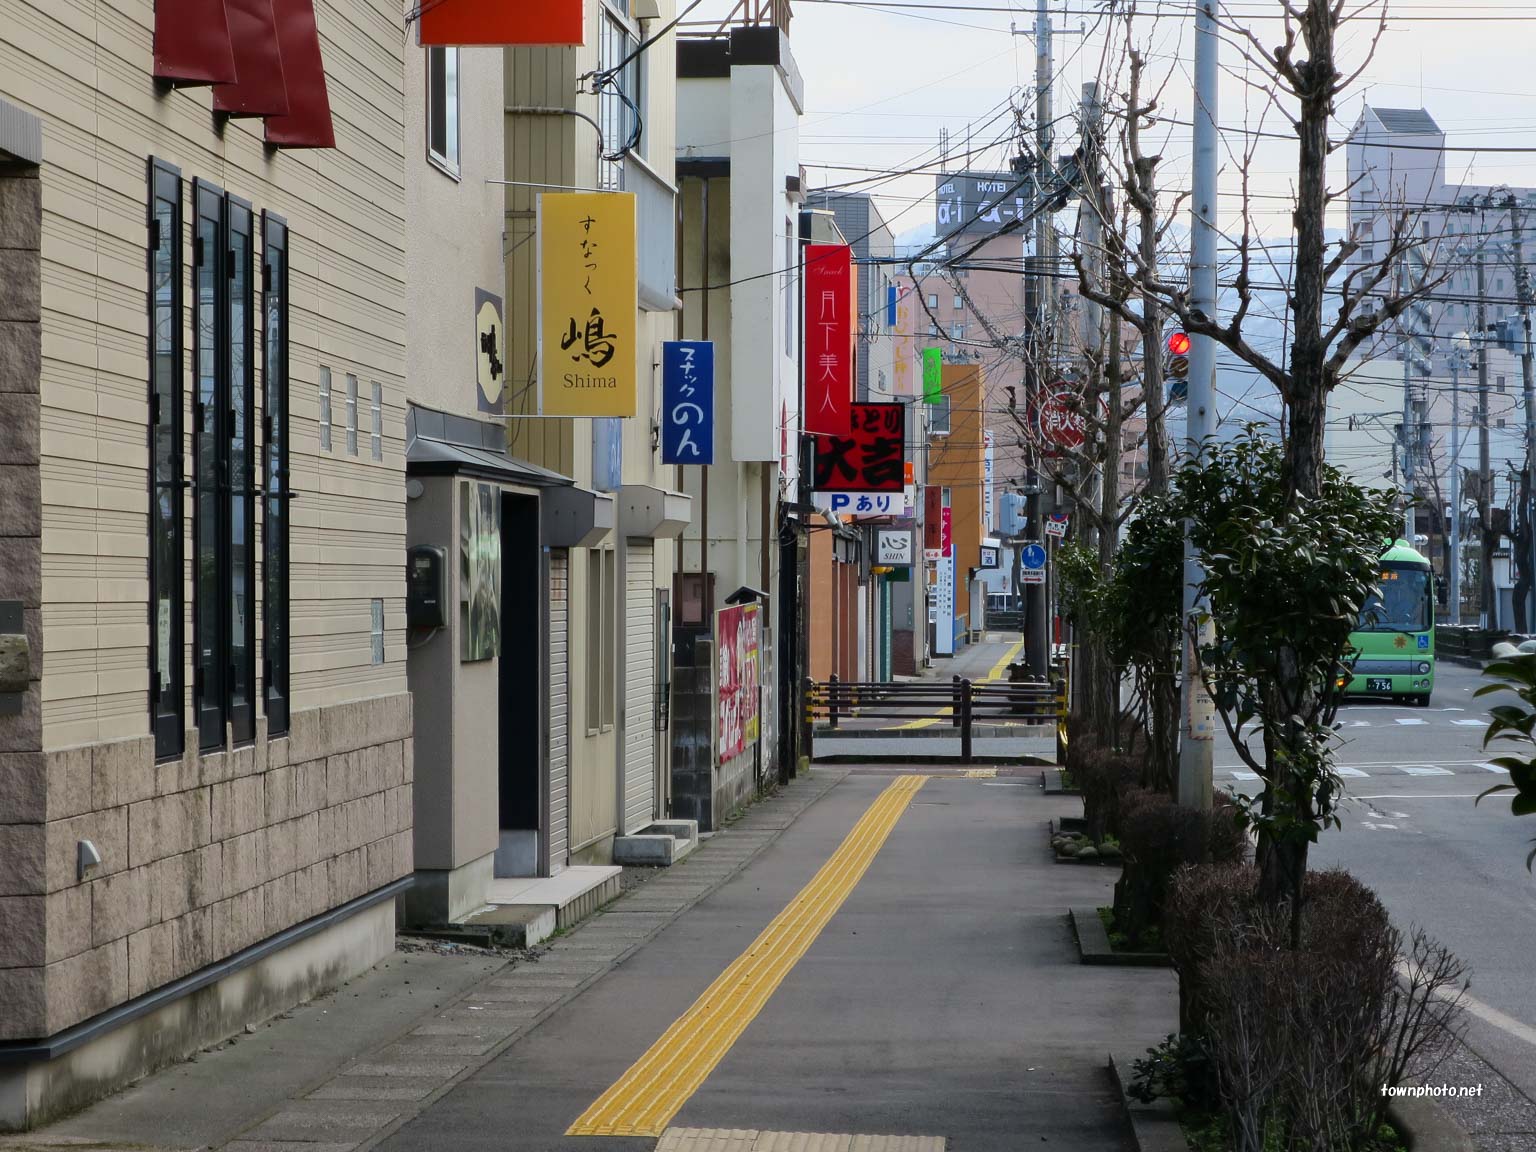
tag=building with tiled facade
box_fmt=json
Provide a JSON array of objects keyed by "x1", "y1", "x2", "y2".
[{"x1": 0, "y1": 0, "x2": 412, "y2": 1126}]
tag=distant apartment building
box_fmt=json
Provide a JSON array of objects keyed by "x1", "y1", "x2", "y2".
[{"x1": 1339, "y1": 105, "x2": 1534, "y2": 619}]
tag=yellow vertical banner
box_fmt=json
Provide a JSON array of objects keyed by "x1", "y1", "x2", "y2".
[{"x1": 538, "y1": 192, "x2": 637, "y2": 417}]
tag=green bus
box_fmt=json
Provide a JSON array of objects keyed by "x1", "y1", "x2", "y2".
[{"x1": 1341, "y1": 539, "x2": 1435, "y2": 706}]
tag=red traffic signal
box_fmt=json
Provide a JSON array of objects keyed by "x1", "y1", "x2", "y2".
[{"x1": 1166, "y1": 330, "x2": 1191, "y2": 356}]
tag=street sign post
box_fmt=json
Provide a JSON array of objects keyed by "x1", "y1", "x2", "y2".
[{"x1": 1020, "y1": 540, "x2": 1046, "y2": 586}]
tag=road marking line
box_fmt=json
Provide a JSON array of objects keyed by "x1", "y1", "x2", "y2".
[
  {"x1": 1354, "y1": 794, "x2": 1480, "y2": 799},
  {"x1": 1452, "y1": 719, "x2": 1487, "y2": 727},
  {"x1": 887, "y1": 638, "x2": 1024, "y2": 730},
  {"x1": 1231, "y1": 770, "x2": 1260, "y2": 781},
  {"x1": 1398, "y1": 960, "x2": 1536, "y2": 1051},
  {"x1": 962, "y1": 767, "x2": 998, "y2": 778},
  {"x1": 984, "y1": 636, "x2": 1027, "y2": 682},
  {"x1": 1396, "y1": 764, "x2": 1454, "y2": 776},
  {"x1": 567, "y1": 776, "x2": 929, "y2": 1137},
  {"x1": 1336, "y1": 766, "x2": 1370, "y2": 778},
  {"x1": 1478, "y1": 762, "x2": 1509, "y2": 773},
  {"x1": 1394, "y1": 718, "x2": 1429, "y2": 726}
]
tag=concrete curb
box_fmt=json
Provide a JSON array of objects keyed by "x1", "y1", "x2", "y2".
[
  {"x1": 1107, "y1": 1051, "x2": 1188, "y2": 1152},
  {"x1": 1070, "y1": 908, "x2": 1173, "y2": 968},
  {"x1": 1041, "y1": 769, "x2": 1079, "y2": 795},
  {"x1": 1387, "y1": 1094, "x2": 1476, "y2": 1152}
]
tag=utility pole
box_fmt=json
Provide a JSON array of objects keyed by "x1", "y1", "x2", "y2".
[
  {"x1": 1511, "y1": 195, "x2": 1536, "y2": 632},
  {"x1": 1477, "y1": 251, "x2": 1494, "y2": 627},
  {"x1": 1450, "y1": 337, "x2": 1464, "y2": 626},
  {"x1": 1400, "y1": 257, "x2": 1418, "y2": 541},
  {"x1": 1020, "y1": 0, "x2": 1053, "y2": 678},
  {"x1": 1177, "y1": 0, "x2": 1219, "y2": 813}
]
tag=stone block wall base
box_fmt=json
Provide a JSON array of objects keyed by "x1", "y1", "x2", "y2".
[
  {"x1": 0, "y1": 891, "x2": 397, "y2": 1132},
  {"x1": 398, "y1": 852, "x2": 495, "y2": 928}
]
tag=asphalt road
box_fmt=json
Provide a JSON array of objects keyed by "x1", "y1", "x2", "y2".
[
  {"x1": 379, "y1": 773, "x2": 1175, "y2": 1152},
  {"x1": 1222, "y1": 659, "x2": 1536, "y2": 1102}
]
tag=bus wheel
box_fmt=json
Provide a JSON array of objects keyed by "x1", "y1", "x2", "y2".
[{"x1": 1413, "y1": 693, "x2": 1431, "y2": 708}]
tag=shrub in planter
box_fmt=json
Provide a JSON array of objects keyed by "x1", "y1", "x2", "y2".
[
  {"x1": 1166, "y1": 865, "x2": 1468, "y2": 1152},
  {"x1": 1111, "y1": 789, "x2": 1247, "y2": 949},
  {"x1": 1077, "y1": 747, "x2": 1141, "y2": 845}
]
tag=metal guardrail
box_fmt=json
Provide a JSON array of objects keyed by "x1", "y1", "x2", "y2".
[{"x1": 804, "y1": 674, "x2": 1067, "y2": 763}]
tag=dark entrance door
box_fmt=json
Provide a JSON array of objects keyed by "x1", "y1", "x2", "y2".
[{"x1": 499, "y1": 492, "x2": 542, "y2": 857}]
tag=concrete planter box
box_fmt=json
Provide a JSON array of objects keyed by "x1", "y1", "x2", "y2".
[{"x1": 1070, "y1": 907, "x2": 1172, "y2": 968}]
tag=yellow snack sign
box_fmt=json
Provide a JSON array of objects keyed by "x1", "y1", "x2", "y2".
[{"x1": 538, "y1": 192, "x2": 637, "y2": 417}]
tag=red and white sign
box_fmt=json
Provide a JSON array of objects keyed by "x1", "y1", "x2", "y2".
[
  {"x1": 923, "y1": 484, "x2": 942, "y2": 560},
  {"x1": 804, "y1": 244, "x2": 855, "y2": 436},
  {"x1": 1038, "y1": 388, "x2": 1088, "y2": 452},
  {"x1": 716, "y1": 604, "x2": 761, "y2": 764},
  {"x1": 941, "y1": 506, "x2": 953, "y2": 558},
  {"x1": 1045, "y1": 513, "x2": 1069, "y2": 539}
]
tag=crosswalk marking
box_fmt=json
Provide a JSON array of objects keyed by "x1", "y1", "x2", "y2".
[
  {"x1": 1452, "y1": 719, "x2": 1487, "y2": 727},
  {"x1": 1222, "y1": 762, "x2": 1501, "y2": 780},
  {"x1": 1394, "y1": 718, "x2": 1429, "y2": 726}
]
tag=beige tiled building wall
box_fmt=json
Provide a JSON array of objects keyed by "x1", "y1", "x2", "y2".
[{"x1": 0, "y1": 0, "x2": 413, "y2": 1049}]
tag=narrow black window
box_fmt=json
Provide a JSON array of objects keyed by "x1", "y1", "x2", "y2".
[
  {"x1": 227, "y1": 196, "x2": 256, "y2": 745},
  {"x1": 148, "y1": 159, "x2": 184, "y2": 760},
  {"x1": 192, "y1": 180, "x2": 227, "y2": 750},
  {"x1": 426, "y1": 46, "x2": 460, "y2": 175},
  {"x1": 263, "y1": 213, "x2": 290, "y2": 735}
]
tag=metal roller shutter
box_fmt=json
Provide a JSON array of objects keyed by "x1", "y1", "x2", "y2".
[
  {"x1": 623, "y1": 541, "x2": 655, "y2": 834},
  {"x1": 547, "y1": 551, "x2": 569, "y2": 872}
]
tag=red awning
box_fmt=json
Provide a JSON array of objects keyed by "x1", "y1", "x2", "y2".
[
  {"x1": 417, "y1": 0, "x2": 584, "y2": 46},
  {"x1": 213, "y1": 0, "x2": 289, "y2": 117},
  {"x1": 153, "y1": 0, "x2": 238, "y2": 85},
  {"x1": 263, "y1": 0, "x2": 334, "y2": 149}
]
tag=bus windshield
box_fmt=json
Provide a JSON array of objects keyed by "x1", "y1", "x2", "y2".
[{"x1": 1356, "y1": 566, "x2": 1431, "y2": 633}]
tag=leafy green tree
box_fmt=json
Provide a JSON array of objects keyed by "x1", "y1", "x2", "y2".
[
  {"x1": 1475, "y1": 654, "x2": 1536, "y2": 868},
  {"x1": 1114, "y1": 496, "x2": 1184, "y2": 795},
  {"x1": 1172, "y1": 429, "x2": 1398, "y2": 936}
]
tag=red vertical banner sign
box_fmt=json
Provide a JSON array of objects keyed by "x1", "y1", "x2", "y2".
[
  {"x1": 923, "y1": 485, "x2": 942, "y2": 554},
  {"x1": 804, "y1": 244, "x2": 854, "y2": 436},
  {"x1": 941, "y1": 506, "x2": 953, "y2": 558}
]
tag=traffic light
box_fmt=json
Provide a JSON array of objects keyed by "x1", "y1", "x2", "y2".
[
  {"x1": 1164, "y1": 328, "x2": 1190, "y2": 405},
  {"x1": 1165, "y1": 329, "x2": 1191, "y2": 378}
]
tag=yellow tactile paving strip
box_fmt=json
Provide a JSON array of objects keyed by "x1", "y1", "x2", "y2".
[
  {"x1": 889, "y1": 635, "x2": 1025, "y2": 729},
  {"x1": 655, "y1": 1129, "x2": 946, "y2": 1152},
  {"x1": 567, "y1": 776, "x2": 929, "y2": 1138}
]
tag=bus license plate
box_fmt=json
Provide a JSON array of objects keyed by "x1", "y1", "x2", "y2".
[{"x1": 1366, "y1": 677, "x2": 1392, "y2": 692}]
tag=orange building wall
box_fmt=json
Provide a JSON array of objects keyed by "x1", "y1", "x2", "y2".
[{"x1": 929, "y1": 364, "x2": 987, "y2": 634}]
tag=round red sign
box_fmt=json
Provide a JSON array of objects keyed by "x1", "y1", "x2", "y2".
[{"x1": 1038, "y1": 389, "x2": 1088, "y2": 451}]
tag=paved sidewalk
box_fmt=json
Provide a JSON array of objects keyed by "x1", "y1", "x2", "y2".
[
  {"x1": 4, "y1": 762, "x2": 1166, "y2": 1152},
  {"x1": 0, "y1": 769, "x2": 846, "y2": 1152}
]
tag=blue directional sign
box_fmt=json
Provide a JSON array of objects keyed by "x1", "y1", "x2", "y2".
[
  {"x1": 661, "y1": 341, "x2": 714, "y2": 464},
  {"x1": 1021, "y1": 543, "x2": 1047, "y2": 571}
]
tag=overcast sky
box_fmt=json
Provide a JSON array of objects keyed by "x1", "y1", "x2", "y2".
[{"x1": 687, "y1": 0, "x2": 1536, "y2": 251}]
